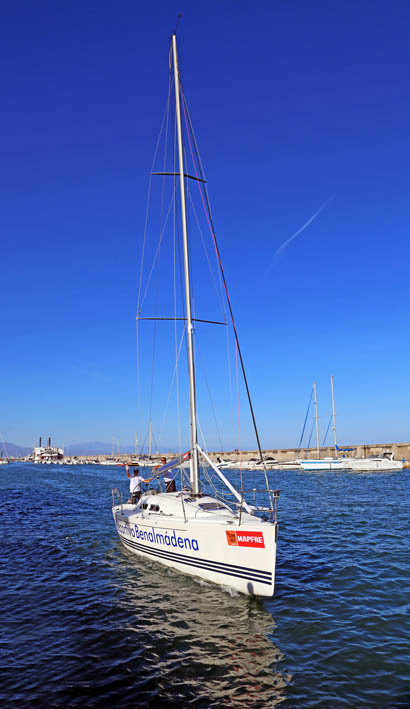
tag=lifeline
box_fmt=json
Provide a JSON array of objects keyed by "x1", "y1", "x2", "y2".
[{"x1": 116, "y1": 521, "x2": 199, "y2": 551}]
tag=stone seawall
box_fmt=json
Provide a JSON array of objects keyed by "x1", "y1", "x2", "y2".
[{"x1": 210, "y1": 442, "x2": 410, "y2": 463}]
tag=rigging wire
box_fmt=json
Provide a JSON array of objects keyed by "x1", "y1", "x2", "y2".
[
  {"x1": 298, "y1": 386, "x2": 314, "y2": 450},
  {"x1": 139, "y1": 185, "x2": 178, "y2": 312},
  {"x1": 180, "y1": 113, "x2": 237, "y2": 463},
  {"x1": 137, "y1": 75, "x2": 173, "y2": 451},
  {"x1": 194, "y1": 335, "x2": 225, "y2": 452},
  {"x1": 322, "y1": 414, "x2": 333, "y2": 447},
  {"x1": 187, "y1": 190, "x2": 227, "y2": 318},
  {"x1": 137, "y1": 79, "x2": 173, "y2": 316},
  {"x1": 179, "y1": 85, "x2": 271, "y2": 499},
  {"x1": 176, "y1": 81, "x2": 234, "y2": 448},
  {"x1": 306, "y1": 418, "x2": 315, "y2": 451},
  {"x1": 235, "y1": 333, "x2": 243, "y2": 489},
  {"x1": 158, "y1": 327, "x2": 186, "y2": 446},
  {"x1": 147, "y1": 88, "x2": 173, "y2": 452},
  {"x1": 180, "y1": 93, "x2": 234, "y2": 439}
]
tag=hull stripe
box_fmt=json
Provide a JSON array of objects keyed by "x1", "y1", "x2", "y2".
[{"x1": 118, "y1": 534, "x2": 273, "y2": 586}]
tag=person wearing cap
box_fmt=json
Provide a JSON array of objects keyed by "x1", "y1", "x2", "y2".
[{"x1": 125, "y1": 464, "x2": 151, "y2": 503}]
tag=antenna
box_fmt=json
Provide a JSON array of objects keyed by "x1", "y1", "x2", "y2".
[{"x1": 174, "y1": 13, "x2": 182, "y2": 34}]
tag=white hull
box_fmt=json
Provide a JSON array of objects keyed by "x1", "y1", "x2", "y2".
[
  {"x1": 297, "y1": 458, "x2": 350, "y2": 471},
  {"x1": 113, "y1": 492, "x2": 277, "y2": 596},
  {"x1": 348, "y1": 458, "x2": 403, "y2": 472}
]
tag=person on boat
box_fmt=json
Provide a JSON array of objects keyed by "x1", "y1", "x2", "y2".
[
  {"x1": 164, "y1": 469, "x2": 177, "y2": 493},
  {"x1": 161, "y1": 457, "x2": 177, "y2": 493},
  {"x1": 155, "y1": 456, "x2": 177, "y2": 492},
  {"x1": 125, "y1": 465, "x2": 151, "y2": 503}
]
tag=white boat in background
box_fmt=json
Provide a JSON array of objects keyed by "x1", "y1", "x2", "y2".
[
  {"x1": 0, "y1": 433, "x2": 9, "y2": 463},
  {"x1": 112, "y1": 33, "x2": 279, "y2": 597},
  {"x1": 297, "y1": 457, "x2": 351, "y2": 471},
  {"x1": 297, "y1": 378, "x2": 341, "y2": 471},
  {"x1": 348, "y1": 456, "x2": 403, "y2": 472},
  {"x1": 297, "y1": 377, "x2": 353, "y2": 471},
  {"x1": 296, "y1": 378, "x2": 404, "y2": 473},
  {"x1": 32, "y1": 437, "x2": 64, "y2": 464},
  {"x1": 214, "y1": 456, "x2": 236, "y2": 469}
]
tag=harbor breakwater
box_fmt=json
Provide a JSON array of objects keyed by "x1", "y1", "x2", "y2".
[{"x1": 212, "y1": 441, "x2": 410, "y2": 463}]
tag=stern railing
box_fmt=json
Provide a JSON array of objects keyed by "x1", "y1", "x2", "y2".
[{"x1": 111, "y1": 487, "x2": 123, "y2": 511}]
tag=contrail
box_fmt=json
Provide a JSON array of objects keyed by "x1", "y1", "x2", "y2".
[{"x1": 267, "y1": 196, "x2": 334, "y2": 271}]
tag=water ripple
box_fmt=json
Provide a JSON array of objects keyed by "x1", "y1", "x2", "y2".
[{"x1": 1, "y1": 464, "x2": 410, "y2": 706}]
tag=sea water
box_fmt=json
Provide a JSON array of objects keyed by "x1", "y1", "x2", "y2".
[{"x1": 1, "y1": 463, "x2": 409, "y2": 707}]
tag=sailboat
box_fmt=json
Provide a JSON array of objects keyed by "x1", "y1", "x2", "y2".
[
  {"x1": 111, "y1": 34, "x2": 279, "y2": 596},
  {"x1": 297, "y1": 378, "x2": 350, "y2": 471},
  {"x1": 296, "y1": 379, "x2": 403, "y2": 472}
]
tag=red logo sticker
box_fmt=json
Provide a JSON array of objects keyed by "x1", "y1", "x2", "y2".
[
  {"x1": 225, "y1": 530, "x2": 238, "y2": 546},
  {"x1": 225, "y1": 530, "x2": 265, "y2": 548}
]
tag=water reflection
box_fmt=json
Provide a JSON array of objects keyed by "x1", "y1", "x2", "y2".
[{"x1": 112, "y1": 548, "x2": 290, "y2": 707}]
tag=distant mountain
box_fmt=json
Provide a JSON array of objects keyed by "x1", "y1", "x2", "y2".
[
  {"x1": 2, "y1": 441, "x2": 136, "y2": 458},
  {"x1": 1, "y1": 442, "x2": 32, "y2": 458},
  {"x1": 66, "y1": 441, "x2": 135, "y2": 456}
]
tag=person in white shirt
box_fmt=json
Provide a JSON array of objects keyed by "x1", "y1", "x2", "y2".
[{"x1": 125, "y1": 465, "x2": 151, "y2": 503}]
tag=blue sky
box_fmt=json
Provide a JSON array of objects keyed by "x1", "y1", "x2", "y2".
[{"x1": 2, "y1": 1, "x2": 410, "y2": 452}]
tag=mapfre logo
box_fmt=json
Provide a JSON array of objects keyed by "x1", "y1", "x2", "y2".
[{"x1": 225, "y1": 531, "x2": 265, "y2": 548}]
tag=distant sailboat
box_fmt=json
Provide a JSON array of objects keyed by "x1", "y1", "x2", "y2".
[
  {"x1": 297, "y1": 377, "x2": 350, "y2": 471},
  {"x1": 0, "y1": 433, "x2": 9, "y2": 463}
]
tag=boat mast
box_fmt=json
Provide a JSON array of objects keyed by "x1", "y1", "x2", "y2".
[
  {"x1": 313, "y1": 380, "x2": 320, "y2": 458},
  {"x1": 171, "y1": 33, "x2": 200, "y2": 494},
  {"x1": 331, "y1": 375, "x2": 337, "y2": 457}
]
